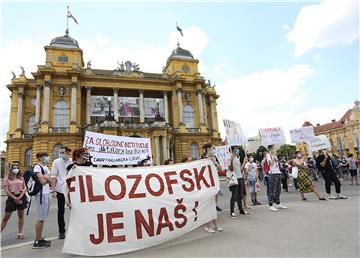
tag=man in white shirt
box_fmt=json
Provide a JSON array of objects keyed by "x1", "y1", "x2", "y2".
[
  {"x1": 51, "y1": 146, "x2": 72, "y2": 239},
  {"x1": 267, "y1": 145, "x2": 287, "y2": 211}
]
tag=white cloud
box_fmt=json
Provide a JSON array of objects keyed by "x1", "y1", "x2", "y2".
[
  {"x1": 314, "y1": 53, "x2": 321, "y2": 63},
  {"x1": 0, "y1": 26, "x2": 208, "y2": 150},
  {"x1": 287, "y1": 0, "x2": 359, "y2": 56},
  {"x1": 281, "y1": 24, "x2": 290, "y2": 32}
]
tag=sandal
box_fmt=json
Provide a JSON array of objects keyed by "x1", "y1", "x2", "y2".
[{"x1": 17, "y1": 233, "x2": 25, "y2": 240}]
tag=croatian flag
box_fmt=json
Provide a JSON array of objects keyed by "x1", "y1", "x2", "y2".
[
  {"x1": 67, "y1": 6, "x2": 78, "y2": 24},
  {"x1": 177, "y1": 25, "x2": 183, "y2": 36}
]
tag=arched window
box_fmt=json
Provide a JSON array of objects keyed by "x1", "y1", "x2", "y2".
[
  {"x1": 25, "y1": 148, "x2": 32, "y2": 168},
  {"x1": 54, "y1": 100, "x2": 69, "y2": 128},
  {"x1": 27, "y1": 115, "x2": 35, "y2": 134},
  {"x1": 53, "y1": 144, "x2": 62, "y2": 160},
  {"x1": 189, "y1": 142, "x2": 199, "y2": 159},
  {"x1": 183, "y1": 104, "x2": 195, "y2": 128}
]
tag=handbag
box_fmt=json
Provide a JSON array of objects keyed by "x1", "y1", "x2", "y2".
[
  {"x1": 255, "y1": 180, "x2": 261, "y2": 192},
  {"x1": 226, "y1": 170, "x2": 238, "y2": 188}
]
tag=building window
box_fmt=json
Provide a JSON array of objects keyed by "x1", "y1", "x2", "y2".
[
  {"x1": 189, "y1": 142, "x2": 198, "y2": 159},
  {"x1": 183, "y1": 104, "x2": 195, "y2": 128},
  {"x1": 53, "y1": 144, "x2": 62, "y2": 160},
  {"x1": 27, "y1": 115, "x2": 35, "y2": 134},
  {"x1": 58, "y1": 55, "x2": 68, "y2": 62},
  {"x1": 54, "y1": 100, "x2": 69, "y2": 128},
  {"x1": 25, "y1": 148, "x2": 32, "y2": 168}
]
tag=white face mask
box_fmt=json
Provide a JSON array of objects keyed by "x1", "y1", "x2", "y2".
[
  {"x1": 12, "y1": 168, "x2": 19, "y2": 174},
  {"x1": 42, "y1": 156, "x2": 50, "y2": 164},
  {"x1": 60, "y1": 154, "x2": 69, "y2": 161},
  {"x1": 249, "y1": 158, "x2": 254, "y2": 162},
  {"x1": 297, "y1": 154, "x2": 302, "y2": 159}
]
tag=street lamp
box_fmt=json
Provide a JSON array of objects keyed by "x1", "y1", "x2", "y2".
[{"x1": 155, "y1": 99, "x2": 162, "y2": 121}]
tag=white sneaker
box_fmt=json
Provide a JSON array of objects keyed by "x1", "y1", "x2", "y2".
[
  {"x1": 214, "y1": 226, "x2": 223, "y2": 232},
  {"x1": 276, "y1": 204, "x2": 287, "y2": 209},
  {"x1": 204, "y1": 226, "x2": 216, "y2": 234},
  {"x1": 329, "y1": 195, "x2": 338, "y2": 199},
  {"x1": 338, "y1": 194, "x2": 347, "y2": 199},
  {"x1": 269, "y1": 206, "x2": 278, "y2": 211}
]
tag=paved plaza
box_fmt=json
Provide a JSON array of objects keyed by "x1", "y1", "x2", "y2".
[{"x1": 1, "y1": 178, "x2": 359, "y2": 257}]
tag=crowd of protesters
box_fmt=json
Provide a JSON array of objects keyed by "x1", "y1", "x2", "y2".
[{"x1": 1, "y1": 143, "x2": 359, "y2": 245}]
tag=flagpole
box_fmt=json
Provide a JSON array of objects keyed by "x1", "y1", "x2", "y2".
[
  {"x1": 66, "y1": 5, "x2": 69, "y2": 34},
  {"x1": 176, "y1": 22, "x2": 179, "y2": 47}
]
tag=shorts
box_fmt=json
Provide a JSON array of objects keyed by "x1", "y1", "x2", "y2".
[
  {"x1": 341, "y1": 168, "x2": 349, "y2": 174},
  {"x1": 248, "y1": 180, "x2": 256, "y2": 193},
  {"x1": 350, "y1": 169, "x2": 358, "y2": 177},
  {"x1": 35, "y1": 193, "x2": 50, "y2": 221},
  {"x1": 5, "y1": 194, "x2": 27, "y2": 213}
]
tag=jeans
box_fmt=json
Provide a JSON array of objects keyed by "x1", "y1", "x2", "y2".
[
  {"x1": 56, "y1": 192, "x2": 66, "y2": 234},
  {"x1": 229, "y1": 178, "x2": 244, "y2": 213},
  {"x1": 321, "y1": 170, "x2": 341, "y2": 194}
]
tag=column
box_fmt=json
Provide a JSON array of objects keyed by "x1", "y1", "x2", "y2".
[
  {"x1": 154, "y1": 136, "x2": 161, "y2": 165},
  {"x1": 163, "y1": 91, "x2": 169, "y2": 123},
  {"x1": 35, "y1": 85, "x2": 41, "y2": 125},
  {"x1": 161, "y1": 136, "x2": 168, "y2": 163},
  {"x1": 70, "y1": 82, "x2": 77, "y2": 124},
  {"x1": 210, "y1": 96, "x2": 216, "y2": 130},
  {"x1": 42, "y1": 81, "x2": 51, "y2": 124},
  {"x1": 86, "y1": 87, "x2": 92, "y2": 125},
  {"x1": 202, "y1": 94, "x2": 208, "y2": 126},
  {"x1": 197, "y1": 90, "x2": 204, "y2": 125},
  {"x1": 177, "y1": 89, "x2": 183, "y2": 124},
  {"x1": 139, "y1": 90, "x2": 144, "y2": 123},
  {"x1": 16, "y1": 92, "x2": 24, "y2": 130},
  {"x1": 113, "y1": 89, "x2": 119, "y2": 122}
]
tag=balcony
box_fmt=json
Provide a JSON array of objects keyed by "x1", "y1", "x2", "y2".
[
  {"x1": 187, "y1": 128, "x2": 200, "y2": 133},
  {"x1": 49, "y1": 127, "x2": 69, "y2": 133},
  {"x1": 22, "y1": 134, "x2": 32, "y2": 139}
]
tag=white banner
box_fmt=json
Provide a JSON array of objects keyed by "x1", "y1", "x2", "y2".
[
  {"x1": 62, "y1": 159, "x2": 219, "y2": 256},
  {"x1": 290, "y1": 126, "x2": 315, "y2": 143},
  {"x1": 83, "y1": 131, "x2": 152, "y2": 166},
  {"x1": 223, "y1": 119, "x2": 247, "y2": 146},
  {"x1": 214, "y1": 145, "x2": 231, "y2": 169},
  {"x1": 307, "y1": 134, "x2": 331, "y2": 152},
  {"x1": 259, "y1": 127, "x2": 286, "y2": 146}
]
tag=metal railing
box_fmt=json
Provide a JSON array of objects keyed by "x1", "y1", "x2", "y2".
[{"x1": 49, "y1": 127, "x2": 69, "y2": 133}]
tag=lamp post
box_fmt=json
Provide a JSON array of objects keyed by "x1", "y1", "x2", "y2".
[{"x1": 155, "y1": 99, "x2": 162, "y2": 121}]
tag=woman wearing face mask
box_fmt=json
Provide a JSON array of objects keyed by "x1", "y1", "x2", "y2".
[
  {"x1": 292, "y1": 151, "x2": 326, "y2": 201},
  {"x1": 32, "y1": 152, "x2": 54, "y2": 249},
  {"x1": 201, "y1": 143, "x2": 223, "y2": 234},
  {"x1": 66, "y1": 147, "x2": 92, "y2": 171},
  {"x1": 246, "y1": 155, "x2": 261, "y2": 205},
  {"x1": 1, "y1": 164, "x2": 27, "y2": 239}
]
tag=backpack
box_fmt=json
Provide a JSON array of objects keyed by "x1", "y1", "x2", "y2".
[
  {"x1": 263, "y1": 159, "x2": 270, "y2": 174},
  {"x1": 23, "y1": 164, "x2": 44, "y2": 215}
]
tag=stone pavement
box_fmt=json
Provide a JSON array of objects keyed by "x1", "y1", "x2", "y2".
[{"x1": 1, "y1": 179, "x2": 359, "y2": 257}]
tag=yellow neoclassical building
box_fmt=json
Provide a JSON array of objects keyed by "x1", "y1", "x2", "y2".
[
  {"x1": 297, "y1": 101, "x2": 360, "y2": 157},
  {"x1": 5, "y1": 31, "x2": 221, "y2": 169}
]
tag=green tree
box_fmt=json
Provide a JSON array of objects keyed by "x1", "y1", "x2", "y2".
[{"x1": 276, "y1": 144, "x2": 296, "y2": 160}]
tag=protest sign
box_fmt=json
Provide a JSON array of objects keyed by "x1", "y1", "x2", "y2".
[
  {"x1": 259, "y1": 127, "x2": 286, "y2": 146},
  {"x1": 223, "y1": 119, "x2": 247, "y2": 146},
  {"x1": 307, "y1": 135, "x2": 331, "y2": 152},
  {"x1": 62, "y1": 159, "x2": 219, "y2": 256},
  {"x1": 83, "y1": 131, "x2": 152, "y2": 166},
  {"x1": 290, "y1": 126, "x2": 315, "y2": 143},
  {"x1": 214, "y1": 145, "x2": 231, "y2": 169}
]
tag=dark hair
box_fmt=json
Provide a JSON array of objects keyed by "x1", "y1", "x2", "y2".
[
  {"x1": 164, "y1": 159, "x2": 173, "y2": 165},
  {"x1": 60, "y1": 145, "x2": 71, "y2": 153},
  {"x1": 294, "y1": 151, "x2": 301, "y2": 155},
  {"x1": 203, "y1": 143, "x2": 213, "y2": 152},
  {"x1": 9, "y1": 164, "x2": 22, "y2": 179},
  {"x1": 72, "y1": 148, "x2": 88, "y2": 161},
  {"x1": 267, "y1": 145, "x2": 274, "y2": 150},
  {"x1": 36, "y1": 152, "x2": 48, "y2": 160},
  {"x1": 348, "y1": 153, "x2": 354, "y2": 158}
]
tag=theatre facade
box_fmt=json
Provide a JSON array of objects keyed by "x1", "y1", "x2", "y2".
[{"x1": 5, "y1": 31, "x2": 221, "y2": 169}]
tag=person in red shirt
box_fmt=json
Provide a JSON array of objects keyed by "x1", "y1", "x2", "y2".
[{"x1": 1, "y1": 164, "x2": 27, "y2": 239}]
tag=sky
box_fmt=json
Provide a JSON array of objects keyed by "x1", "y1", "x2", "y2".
[{"x1": 0, "y1": 0, "x2": 359, "y2": 150}]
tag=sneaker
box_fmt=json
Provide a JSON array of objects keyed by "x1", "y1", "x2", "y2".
[
  {"x1": 269, "y1": 206, "x2": 278, "y2": 211},
  {"x1": 214, "y1": 226, "x2": 223, "y2": 232},
  {"x1": 255, "y1": 201, "x2": 262, "y2": 205},
  {"x1": 302, "y1": 198, "x2": 308, "y2": 201},
  {"x1": 39, "y1": 238, "x2": 51, "y2": 246},
  {"x1": 276, "y1": 204, "x2": 287, "y2": 209},
  {"x1": 32, "y1": 240, "x2": 50, "y2": 249},
  {"x1": 17, "y1": 233, "x2": 25, "y2": 240},
  {"x1": 204, "y1": 226, "x2": 216, "y2": 234},
  {"x1": 231, "y1": 213, "x2": 237, "y2": 219},
  {"x1": 319, "y1": 197, "x2": 327, "y2": 201},
  {"x1": 216, "y1": 206, "x2": 222, "y2": 212},
  {"x1": 339, "y1": 195, "x2": 347, "y2": 199},
  {"x1": 329, "y1": 195, "x2": 338, "y2": 199},
  {"x1": 59, "y1": 233, "x2": 65, "y2": 239}
]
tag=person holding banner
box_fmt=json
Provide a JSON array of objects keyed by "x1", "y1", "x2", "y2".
[
  {"x1": 229, "y1": 147, "x2": 248, "y2": 218},
  {"x1": 292, "y1": 151, "x2": 326, "y2": 201},
  {"x1": 267, "y1": 145, "x2": 287, "y2": 211},
  {"x1": 66, "y1": 148, "x2": 93, "y2": 172},
  {"x1": 316, "y1": 150, "x2": 347, "y2": 199},
  {"x1": 202, "y1": 143, "x2": 223, "y2": 234}
]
